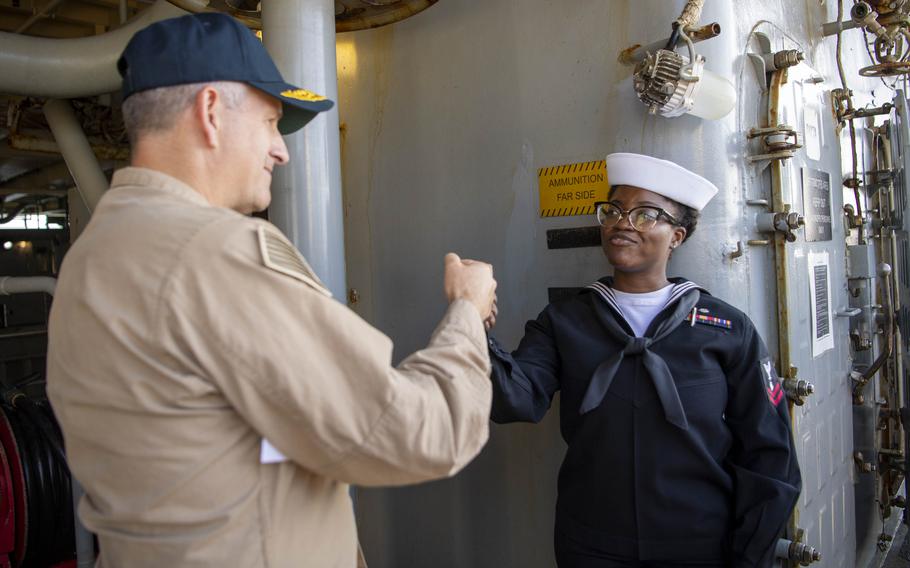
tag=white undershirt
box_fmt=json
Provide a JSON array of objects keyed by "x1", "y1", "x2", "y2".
[{"x1": 611, "y1": 284, "x2": 675, "y2": 337}]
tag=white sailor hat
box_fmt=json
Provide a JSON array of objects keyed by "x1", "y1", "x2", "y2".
[{"x1": 605, "y1": 152, "x2": 719, "y2": 211}]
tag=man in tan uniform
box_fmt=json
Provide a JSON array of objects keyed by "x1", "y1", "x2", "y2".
[{"x1": 47, "y1": 13, "x2": 496, "y2": 567}]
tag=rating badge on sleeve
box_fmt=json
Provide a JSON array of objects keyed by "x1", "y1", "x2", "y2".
[{"x1": 761, "y1": 358, "x2": 784, "y2": 407}]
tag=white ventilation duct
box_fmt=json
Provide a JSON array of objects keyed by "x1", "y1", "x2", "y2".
[
  {"x1": 0, "y1": 0, "x2": 187, "y2": 99},
  {"x1": 0, "y1": 276, "x2": 57, "y2": 296}
]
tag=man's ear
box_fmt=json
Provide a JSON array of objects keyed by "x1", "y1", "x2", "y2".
[{"x1": 194, "y1": 86, "x2": 221, "y2": 149}]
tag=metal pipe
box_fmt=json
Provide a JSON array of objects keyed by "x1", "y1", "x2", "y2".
[
  {"x1": 769, "y1": 69, "x2": 792, "y2": 383},
  {"x1": 854, "y1": 264, "x2": 895, "y2": 396},
  {"x1": 618, "y1": 22, "x2": 721, "y2": 65},
  {"x1": 164, "y1": 0, "x2": 440, "y2": 32},
  {"x1": 15, "y1": 0, "x2": 67, "y2": 34},
  {"x1": 833, "y1": 0, "x2": 865, "y2": 236},
  {"x1": 883, "y1": 129, "x2": 907, "y2": 502},
  {"x1": 822, "y1": 18, "x2": 861, "y2": 37},
  {"x1": 676, "y1": 26, "x2": 699, "y2": 82},
  {"x1": 848, "y1": 103, "x2": 894, "y2": 119},
  {"x1": 767, "y1": 65, "x2": 802, "y2": 541},
  {"x1": 262, "y1": 0, "x2": 347, "y2": 299},
  {"x1": 0, "y1": 0, "x2": 186, "y2": 98},
  {"x1": 0, "y1": 276, "x2": 56, "y2": 296},
  {"x1": 43, "y1": 99, "x2": 108, "y2": 213}
]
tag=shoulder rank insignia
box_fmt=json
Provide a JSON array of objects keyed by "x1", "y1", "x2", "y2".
[
  {"x1": 685, "y1": 307, "x2": 732, "y2": 330},
  {"x1": 257, "y1": 225, "x2": 332, "y2": 298}
]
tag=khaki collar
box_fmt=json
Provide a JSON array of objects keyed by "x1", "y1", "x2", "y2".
[{"x1": 110, "y1": 167, "x2": 212, "y2": 208}]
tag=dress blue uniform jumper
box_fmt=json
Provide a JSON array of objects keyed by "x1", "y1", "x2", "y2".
[{"x1": 488, "y1": 278, "x2": 801, "y2": 567}]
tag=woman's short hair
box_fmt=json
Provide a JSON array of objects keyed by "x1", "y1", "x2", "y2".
[{"x1": 674, "y1": 202, "x2": 699, "y2": 242}]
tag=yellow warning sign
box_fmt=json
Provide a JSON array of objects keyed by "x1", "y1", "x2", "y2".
[{"x1": 538, "y1": 159, "x2": 609, "y2": 217}]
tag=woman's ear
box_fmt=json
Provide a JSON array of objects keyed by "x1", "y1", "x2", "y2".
[{"x1": 670, "y1": 226, "x2": 687, "y2": 249}]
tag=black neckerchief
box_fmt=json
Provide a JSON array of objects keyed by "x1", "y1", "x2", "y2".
[{"x1": 580, "y1": 278, "x2": 703, "y2": 430}]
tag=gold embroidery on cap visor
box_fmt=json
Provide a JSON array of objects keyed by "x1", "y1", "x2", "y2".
[{"x1": 280, "y1": 89, "x2": 327, "y2": 102}]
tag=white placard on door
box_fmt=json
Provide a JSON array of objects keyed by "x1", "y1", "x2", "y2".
[{"x1": 808, "y1": 251, "x2": 834, "y2": 357}]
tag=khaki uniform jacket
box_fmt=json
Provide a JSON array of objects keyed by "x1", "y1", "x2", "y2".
[{"x1": 46, "y1": 168, "x2": 492, "y2": 567}]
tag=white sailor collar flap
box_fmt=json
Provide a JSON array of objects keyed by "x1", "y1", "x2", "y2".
[
  {"x1": 585, "y1": 278, "x2": 705, "y2": 321},
  {"x1": 257, "y1": 225, "x2": 332, "y2": 298}
]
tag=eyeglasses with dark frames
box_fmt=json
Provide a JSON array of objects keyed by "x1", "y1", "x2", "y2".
[{"x1": 594, "y1": 201, "x2": 681, "y2": 232}]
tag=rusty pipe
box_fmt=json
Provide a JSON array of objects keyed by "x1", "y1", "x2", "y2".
[
  {"x1": 619, "y1": 22, "x2": 721, "y2": 65},
  {"x1": 163, "y1": 0, "x2": 262, "y2": 29},
  {"x1": 848, "y1": 103, "x2": 894, "y2": 119},
  {"x1": 336, "y1": 0, "x2": 437, "y2": 33}
]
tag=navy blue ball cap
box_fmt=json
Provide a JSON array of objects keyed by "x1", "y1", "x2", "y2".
[{"x1": 117, "y1": 12, "x2": 333, "y2": 134}]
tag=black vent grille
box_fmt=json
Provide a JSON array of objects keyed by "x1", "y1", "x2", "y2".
[{"x1": 899, "y1": 237, "x2": 910, "y2": 290}]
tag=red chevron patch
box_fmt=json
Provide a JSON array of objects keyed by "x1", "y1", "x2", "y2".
[
  {"x1": 761, "y1": 359, "x2": 783, "y2": 407},
  {"x1": 767, "y1": 382, "x2": 784, "y2": 406}
]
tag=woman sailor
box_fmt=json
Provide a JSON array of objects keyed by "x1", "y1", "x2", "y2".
[{"x1": 487, "y1": 152, "x2": 801, "y2": 567}]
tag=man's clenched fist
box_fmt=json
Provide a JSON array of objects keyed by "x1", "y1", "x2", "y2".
[{"x1": 444, "y1": 253, "x2": 497, "y2": 320}]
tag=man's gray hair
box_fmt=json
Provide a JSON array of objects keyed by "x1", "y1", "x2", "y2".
[{"x1": 121, "y1": 81, "x2": 247, "y2": 146}]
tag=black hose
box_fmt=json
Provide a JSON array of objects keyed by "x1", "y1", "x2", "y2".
[
  {"x1": 2, "y1": 399, "x2": 74, "y2": 567},
  {"x1": 0, "y1": 203, "x2": 28, "y2": 225},
  {"x1": 665, "y1": 23, "x2": 681, "y2": 51}
]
